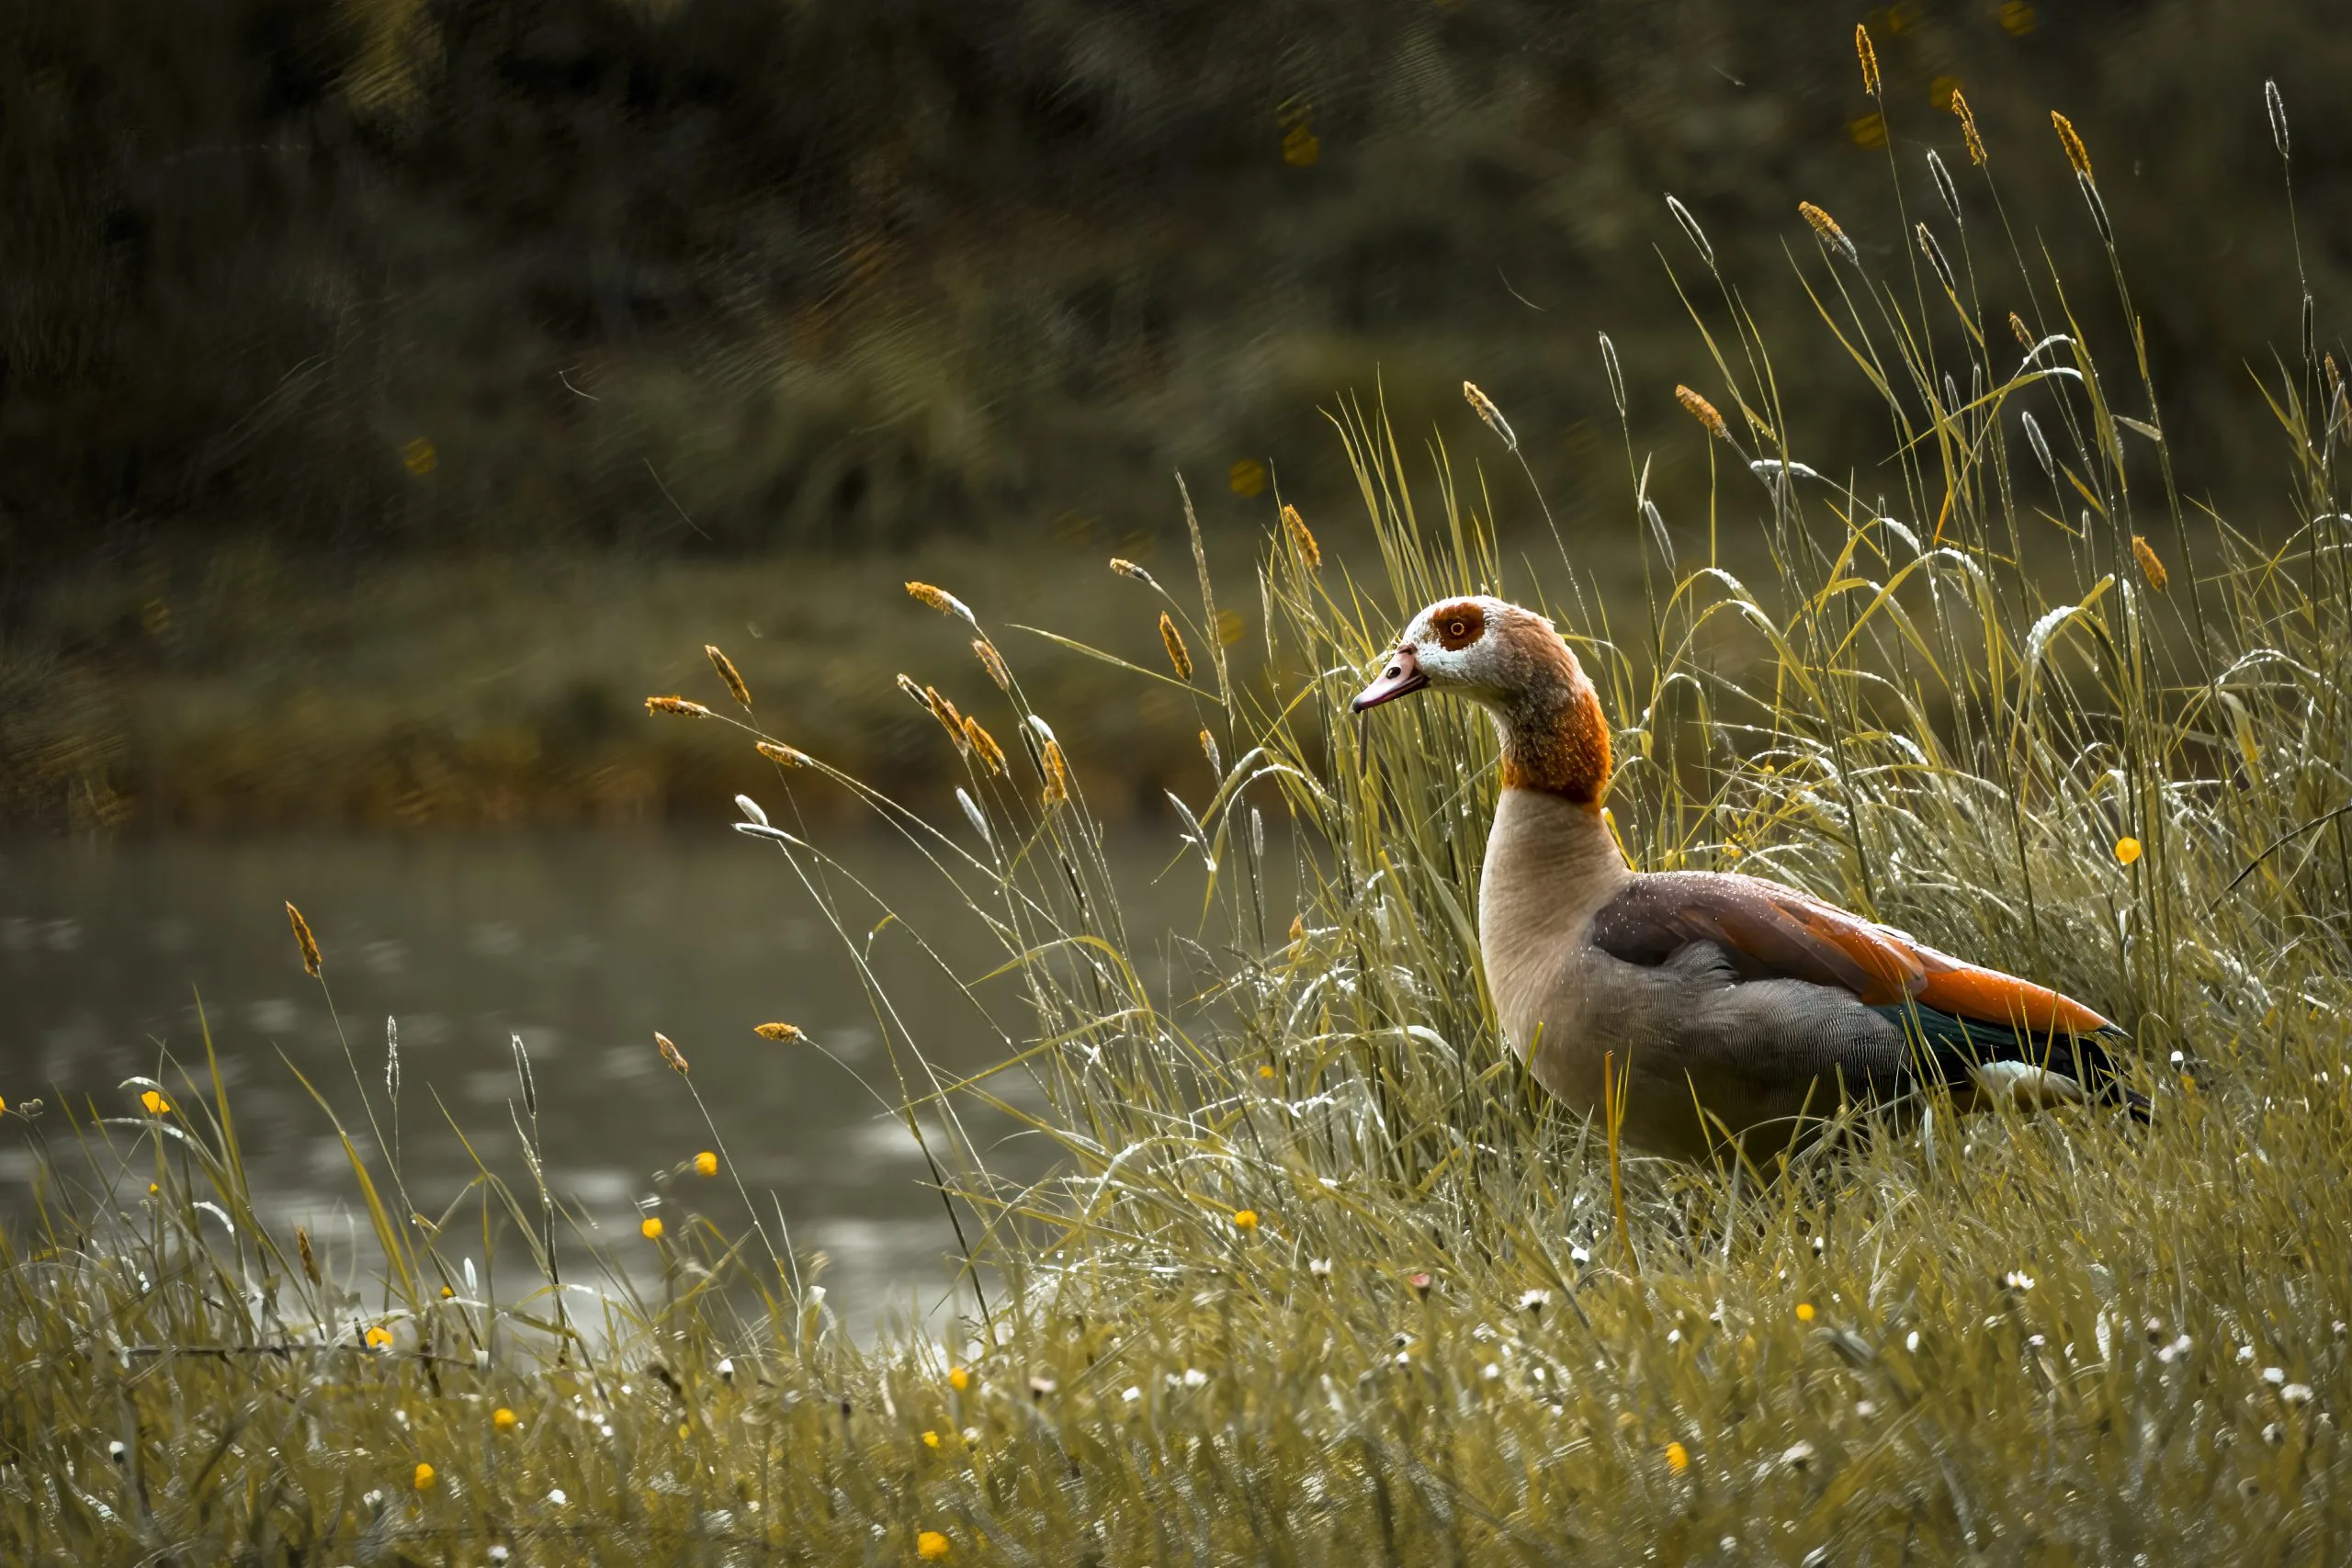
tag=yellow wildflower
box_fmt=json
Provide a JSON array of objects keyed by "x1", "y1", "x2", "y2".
[
  {"x1": 2115, "y1": 836, "x2": 2143, "y2": 865},
  {"x1": 1232, "y1": 1209, "x2": 1260, "y2": 1232},
  {"x1": 413, "y1": 1461, "x2": 435, "y2": 1491},
  {"x1": 917, "y1": 1531, "x2": 952, "y2": 1562},
  {"x1": 641, "y1": 1216, "x2": 665, "y2": 1241},
  {"x1": 922, "y1": 1429, "x2": 942, "y2": 1450},
  {"x1": 493, "y1": 1407, "x2": 518, "y2": 1433},
  {"x1": 694, "y1": 1150, "x2": 718, "y2": 1178},
  {"x1": 366, "y1": 1325, "x2": 394, "y2": 1349},
  {"x1": 1665, "y1": 1440, "x2": 1690, "y2": 1474},
  {"x1": 948, "y1": 1366, "x2": 971, "y2": 1393},
  {"x1": 141, "y1": 1089, "x2": 171, "y2": 1114},
  {"x1": 1795, "y1": 1303, "x2": 1816, "y2": 1323}
]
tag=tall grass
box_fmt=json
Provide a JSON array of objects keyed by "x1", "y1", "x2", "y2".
[{"x1": 6, "y1": 57, "x2": 2351, "y2": 1563}]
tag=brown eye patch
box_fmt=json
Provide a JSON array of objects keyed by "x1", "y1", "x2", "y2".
[{"x1": 1431, "y1": 600, "x2": 1486, "y2": 650}]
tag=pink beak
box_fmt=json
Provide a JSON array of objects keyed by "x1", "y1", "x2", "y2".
[{"x1": 1351, "y1": 645, "x2": 1428, "y2": 712}]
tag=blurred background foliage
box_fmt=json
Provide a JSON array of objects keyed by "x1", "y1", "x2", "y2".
[{"x1": 3, "y1": 0, "x2": 2348, "y2": 828}]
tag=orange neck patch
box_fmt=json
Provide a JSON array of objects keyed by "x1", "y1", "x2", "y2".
[{"x1": 1495, "y1": 630, "x2": 1611, "y2": 807}]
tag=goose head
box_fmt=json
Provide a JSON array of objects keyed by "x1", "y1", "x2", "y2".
[
  {"x1": 1350, "y1": 596, "x2": 1557, "y2": 714},
  {"x1": 1351, "y1": 595, "x2": 1612, "y2": 805}
]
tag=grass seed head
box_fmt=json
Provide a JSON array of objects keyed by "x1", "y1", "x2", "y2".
[
  {"x1": 754, "y1": 1021, "x2": 806, "y2": 1043},
  {"x1": 2132, "y1": 534, "x2": 2170, "y2": 592},
  {"x1": 645, "y1": 694, "x2": 710, "y2": 718},
  {"x1": 2052, "y1": 110, "x2": 2093, "y2": 179},
  {"x1": 704, "y1": 645, "x2": 752, "y2": 710},
  {"x1": 925, "y1": 686, "x2": 970, "y2": 755},
  {"x1": 1159, "y1": 613, "x2": 1194, "y2": 682},
  {"x1": 754, "y1": 739, "x2": 808, "y2": 769},
  {"x1": 964, "y1": 716, "x2": 1006, "y2": 775},
  {"x1": 657, "y1": 1032, "x2": 689, "y2": 1076},
  {"x1": 286, "y1": 900, "x2": 322, "y2": 977},
  {"x1": 1042, "y1": 739, "x2": 1070, "y2": 808},
  {"x1": 972, "y1": 637, "x2": 1012, "y2": 691},
  {"x1": 905, "y1": 581, "x2": 977, "y2": 626},
  {"x1": 1798, "y1": 201, "x2": 1857, "y2": 264},
  {"x1": 1109, "y1": 557, "x2": 1159, "y2": 588},
  {"x1": 1281, "y1": 503, "x2": 1320, "y2": 570},
  {"x1": 2010, "y1": 310, "x2": 2033, "y2": 347},
  {"x1": 895, "y1": 673, "x2": 930, "y2": 710},
  {"x1": 1463, "y1": 381, "x2": 1518, "y2": 452},
  {"x1": 297, "y1": 1226, "x2": 321, "y2": 1288},
  {"x1": 1952, "y1": 85, "x2": 1986, "y2": 164},
  {"x1": 1675, "y1": 385, "x2": 1728, "y2": 439},
  {"x1": 1856, "y1": 23, "x2": 1881, "y2": 97}
]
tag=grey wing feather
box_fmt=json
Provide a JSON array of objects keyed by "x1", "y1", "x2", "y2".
[{"x1": 1589, "y1": 872, "x2": 1888, "y2": 997}]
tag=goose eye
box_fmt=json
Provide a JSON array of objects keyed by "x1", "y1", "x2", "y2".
[{"x1": 1446, "y1": 619, "x2": 1467, "y2": 639}]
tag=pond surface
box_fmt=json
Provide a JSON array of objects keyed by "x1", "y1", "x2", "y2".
[{"x1": 0, "y1": 828, "x2": 1228, "y2": 1336}]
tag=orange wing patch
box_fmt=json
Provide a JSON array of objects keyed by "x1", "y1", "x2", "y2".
[
  {"x1": 1781, "y1": 893, "x2": 2117, "y2": 1034},
  {"x1": 1909, "y1": 954, "x2": 2116, "y2": 1035}
]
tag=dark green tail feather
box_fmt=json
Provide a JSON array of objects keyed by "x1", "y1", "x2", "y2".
[{"x1": 1871, "y1": 1003, "x2": 2150, "y2": 1121}]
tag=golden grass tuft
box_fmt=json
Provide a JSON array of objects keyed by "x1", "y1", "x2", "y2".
[
  {"x1": 972, "y1": 637, "x2": 1012, "y2": 692},
  {"x1": 2132, "y1": 534, "x2": 2170, "y2": 592},
  {"x1": 754, "y1": 739, "x2": 809, "y2": 768},
  {"x1": 1674, "y1": 383, "x2": 1727, "y2": 438},
  {"x1": 2052, "y1": 109, "x2": 2094, "y2": 179},
  {"x1": 656, "y1": 1031, "x2": 689, "y2": 1075},
  {"x1": 1855, "y1": 22, "x2": 1881, "y2": 98},
  {"x1": 753, "y1": 1021, "x2": 806, "y2": 1043},
  {"x1": 1951, "y1": 85, "x2": 1986, "y2": 165},
  {"x1": 1158, "y1": 612, "x2": 1193, "y2": 682},
  {"x1": 1281, "y1": 503, "x2": 1320, "y2": 570},
  {"x1": 964, "y1": 716, "x2": 1006, "y2": 775},
  {"x1": 1798, "y1": 200, "x2": 1857, "y2": 264},
  {"x1": 905, "y1": 581, "x2": 976, "y2": 625},
  {"x1": 924, "y1": 685, "x2": 970, "y2": 755},
  {"x1": 284, "y1": 900, "x2": 322, "y2": 977},
  {"x1": 1041, "y1": 738, "x2": 1069, "y2": 807},
  {"x1": 643, "y1": 694, "x2": 710, "y2": 718},
  {"x1": 704, "y1": 644, "x2": 752, "y2": 710}
]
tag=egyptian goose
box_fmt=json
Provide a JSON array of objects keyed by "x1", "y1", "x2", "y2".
[{"x1": 1351, "y1": 594, "x2": 2140, "y2": 1161}]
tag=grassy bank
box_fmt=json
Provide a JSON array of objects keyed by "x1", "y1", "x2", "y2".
[{"x1": 6, "y1": 56, "x2": 2352, "y2": 1564}]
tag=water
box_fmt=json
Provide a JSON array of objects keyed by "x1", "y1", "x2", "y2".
[{"x1": 0, "y1": 829, "x2": 1216, "y2": 1334}]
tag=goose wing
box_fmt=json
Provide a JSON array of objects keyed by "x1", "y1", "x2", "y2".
[{"x1": 1589, "y1": 871, "x2": 2115, "y2": 1036}]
